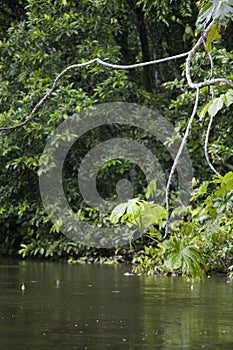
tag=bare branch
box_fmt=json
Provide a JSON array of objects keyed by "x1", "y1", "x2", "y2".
[
  {"x1": 163, "y1": 87, "x2": 200, "y2": 240},
  {"x1": 0, "y1": 53, "x2": 189, "y2": 131},
  {"x1": 186, "y1": 21, "x2": 233, "y2": 89},
  {"x1": 1, "y1": 20, "x2": 232, "y2": 132},
  {"x1": 202, "y1": 37, "x2": 221, "y2": 177},
  {"x1": 95, "y1": 54, "x2": 190, "y2": 69}
]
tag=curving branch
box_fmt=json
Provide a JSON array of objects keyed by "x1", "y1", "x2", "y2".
[
  {"x1": 201, "y1": 36, "x2": 221, "y2": 177},
  {"x1": 1, "y1": 21, "x2": 232, "y2": 132},
  {"x1": 186, "y1": 20, "x2": 233, "y2": 89},
  {"x1": 0, "y1": 53, "x2": 189, "y2": 131}
]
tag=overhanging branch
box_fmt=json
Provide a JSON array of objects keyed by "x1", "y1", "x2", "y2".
[{"x1": 0, "y1": 53, "x2": 189, "y2": 132}]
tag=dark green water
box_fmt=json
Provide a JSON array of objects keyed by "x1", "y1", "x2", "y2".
[{"x1": 0, "y1": 259, "x2": 233, "y2": 350}]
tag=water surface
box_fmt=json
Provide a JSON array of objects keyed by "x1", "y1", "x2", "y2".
[{"x1": 0, "y1": 259, "x2": 232, "y2": 349}]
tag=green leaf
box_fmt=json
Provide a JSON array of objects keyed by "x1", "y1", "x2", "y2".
[
  {"x1": 165, "y1": 254, "x2": 182, "y2": 270},
  {"x1": 224, "y1": 89, "x2": 233, "y2": 107},
  {"x1": 191, "y1": 181, "x2": 210, "y2": 200},
  {"x1": 208, "y1": 97, "x2": 223, "y2": 117},
  {"x1": 145, "y1": 179, "x2": 157, "y2": 199},
  {"x1": 205, "y1": 23, "x2": 221, "y2": 52},
  {"x1": 210, "y1": 0, "x2": 233, "y2": 23},
  {"x1": 140, "y1": 203, "x2": 167, "y2": 228},
  {"x1": 126, "y1": 199, "x2": 142, "y2": 220},
  {"x1": 213, "y1": 171, "x2": 233, "y2": 196},
  {"x1": 161, "y1": 236, "x2": 205, "y2": 282},
  {"x1": 110, "y1": 202, "x2": 128, "y2": 223},
  {"x1": 197, "y1": 0, "x2": 233, "y2": 29},
  {"x1": 199, "y1": 100, "x2": 213, "y2": 121},
  {"x1": 196, "y1": 3, "x2": 213, "y2": 30},
  {"x1": 200, "y1": 89, "x2": 233, "y2": 121}
]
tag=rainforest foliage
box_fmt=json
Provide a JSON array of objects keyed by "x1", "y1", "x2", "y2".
[{"x1": 0, "y1": 0, "x2": 233, "y2": 282}]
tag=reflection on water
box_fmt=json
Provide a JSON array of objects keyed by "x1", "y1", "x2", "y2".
[{"x1": 0, "y1": 259, "x2": 233, "y2": 350}]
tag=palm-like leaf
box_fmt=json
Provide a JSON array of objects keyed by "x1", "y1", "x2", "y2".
[
  {"x1": 161, "y1": 236, "x2": 206, "y2": 282},
  {"x1": 197, "y1": 0, "x2": 233, "y2": 30}
]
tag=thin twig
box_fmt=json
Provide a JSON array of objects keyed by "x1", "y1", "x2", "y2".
[
  {"x1": 201, "y1": 37, "x2": 221, "y2": 177},
  {"x1": 204, "y1": 113, "x2": 221, "y2": 177}
]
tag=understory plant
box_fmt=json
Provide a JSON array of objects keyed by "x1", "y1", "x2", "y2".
[{"x1": 110, "y1": 171, "x2": 233, "y2": 282}]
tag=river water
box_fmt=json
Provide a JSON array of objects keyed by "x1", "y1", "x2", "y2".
[{"x1": 0, "y1": 259, "x2": 232, "y2": 349}]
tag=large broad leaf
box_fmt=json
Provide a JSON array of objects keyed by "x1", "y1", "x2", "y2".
[
  {"x1": 199, "y1": 90, "x2": 233, "y2": 121},
  {"x1": 210, "y1": 0, "x2": 233, "y2": 22},
  {"x1": 161, "y1": 236, "x2": 205, "y2": 282},
  {"x1": 110, "y1": 198, "x2": 143, "y2": 226},
  {"x1": 110, "y1": 199, "x2": 167, "y2": 229},
  {"x1": 165, "y1": 253, "x2": 182, "y2": 270},
  {"x1": 197, "y1": 0, "x2": 233, "y2": 30},
  {"x1": 140, "y1": 202, "x2": 167, "y2": 228},
  {"x1": 208, "y1": 97, "x2": 223, "y2": 117},
  {"x1": 110, "y1": 202, "x2": 128, "y2": 223},
  {"x1": 126, "y1": 199, "x2": 142, "y2": 221},
  {"x1": 196, "y1": 2, "x2": 213, "y2": 30}
]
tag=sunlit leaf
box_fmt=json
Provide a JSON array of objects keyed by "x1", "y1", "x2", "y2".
[
  {"x1": 205, "y1": 23, "x2": 221, "y2": 51},
  {"x1": 110, "y1": 202, "x2": 128, "y2": 223},
  {"x1": 224, "y1": 89, "x2": 233, "y2": 107},
  {"x1": 197, "y1": 0, "x2": 233, "y2": 29},
  {"x1": 208, "y1": 97, "x2": 223, "y2": 117}
]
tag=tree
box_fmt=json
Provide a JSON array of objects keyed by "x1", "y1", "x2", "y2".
[{"x1": 0, "y1": 0, "x2": 232, "y2": 282}]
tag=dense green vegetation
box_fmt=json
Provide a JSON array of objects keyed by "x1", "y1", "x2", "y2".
[{"x1": 0, "y1": 0, "x2": 233, "y2": 282}]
